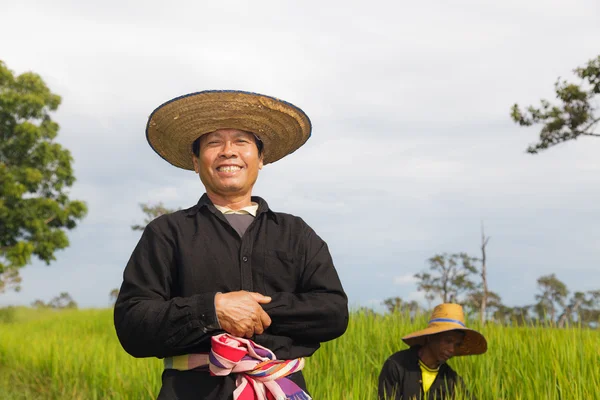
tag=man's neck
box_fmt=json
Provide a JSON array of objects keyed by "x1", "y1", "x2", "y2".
[
  {"x1": 206, "y1": 192, "x2": 253, "y2": 210},
  {"x1": 417, "y1": 346, "x2": 440, "y2": 369}
]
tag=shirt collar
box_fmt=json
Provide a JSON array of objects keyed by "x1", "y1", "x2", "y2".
[
  {"x1": 418, "y1": 359, "x2": 440, "y2": 372},
  {"x1": 186, "y1": 193, "x2": 278, "y2": 223},
  {"x1": 214, "y1": 203, "x2": 258, "y2": 217}
]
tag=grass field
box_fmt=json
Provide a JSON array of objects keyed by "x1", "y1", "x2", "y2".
[{"x1": 0, "y1": 307, "x2": 598, "y2": 399}]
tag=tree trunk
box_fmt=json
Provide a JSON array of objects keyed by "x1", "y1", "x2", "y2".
[
  {"x1": 442, "y1": 274, "x2": 448, "y2": 303},
  {"x1": 480, "y1": 222, "x2": 490, "y2": 326},
  {"x1": 557, "y1": 299, "x2": 583, "y2": 328}
]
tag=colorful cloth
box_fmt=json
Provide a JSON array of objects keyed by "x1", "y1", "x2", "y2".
[{"x1": 164, "y1": 333, "x2": 311, "y2": 400}]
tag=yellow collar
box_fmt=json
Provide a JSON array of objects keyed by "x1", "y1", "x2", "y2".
[{"x1": 418, "y1": 359, "x2": 440, "y2": 372}]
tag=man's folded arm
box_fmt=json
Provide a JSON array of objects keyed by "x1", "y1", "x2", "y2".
[
  {"x1": 113, "y1": 223, "x2": 218, "y2": 358},
  {"x1": 262, "y1": 223, "x2": 349, "y2": 342}
]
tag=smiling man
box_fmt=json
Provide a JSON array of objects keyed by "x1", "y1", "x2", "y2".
[
  {"x1": 113, "y1": 91, "x2": 349, "y2": 400},
  {"x1": 378, "y1": 303, "x2": 487, "y2": 400}
]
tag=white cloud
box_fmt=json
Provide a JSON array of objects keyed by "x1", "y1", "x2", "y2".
[
  {"x1": 407, "y1": 291, "x2": 428, "y2": 304},
  {"x1": 140, "y1": 186, "x2": 183, "y2": 203},
  {"x1": 393, "y1": 274, "x2": 418, "y2": 285}
]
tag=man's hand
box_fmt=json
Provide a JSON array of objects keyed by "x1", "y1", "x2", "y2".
[{"x1": 215, "y1": 291, "x2": 272, "y2": 338}]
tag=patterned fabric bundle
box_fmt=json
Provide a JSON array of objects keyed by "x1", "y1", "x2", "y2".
[{"x1": 164, "y1": 333, "x2": 312, "y2": 400}]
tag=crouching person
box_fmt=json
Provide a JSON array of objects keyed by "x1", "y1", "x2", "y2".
[{"x1": 378, "y1": 303, "x2": 486, "y2": 399}]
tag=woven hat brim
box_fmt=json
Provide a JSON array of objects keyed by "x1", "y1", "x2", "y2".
[
  {"x1": 402, "y1": 325, "x2": 487, "y2": 356},
  {"x1": 146, "y1": 90, "x2": 312, "y2": 170}
]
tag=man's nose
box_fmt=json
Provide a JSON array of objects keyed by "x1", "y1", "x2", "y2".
[{"x1": 219, "y1": 141, "x2": 236, "y2": 157}]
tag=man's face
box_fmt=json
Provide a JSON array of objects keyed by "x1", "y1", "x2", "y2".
[
  {"x1": 192, "y1": 129, "x2": 264, "y2": 199},
  {"x1": 426, "y1": 331, "x2": 464, "y2": 364}
]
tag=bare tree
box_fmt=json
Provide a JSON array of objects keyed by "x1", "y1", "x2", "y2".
[{"x1": 480, "y1": 222, "x2": 491, "y2": 325}]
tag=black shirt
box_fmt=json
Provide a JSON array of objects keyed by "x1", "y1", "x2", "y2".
[
  {"x1": 378, "y1": 346, "x2": 472, "y2": 400},
  {"x1": 114, "y1": 194, "x2": 349, "y2": 399}
]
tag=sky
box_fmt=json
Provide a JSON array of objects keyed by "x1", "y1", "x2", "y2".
[{"x1": 1, "y1": 0, "x2": 599, "y2": 313}]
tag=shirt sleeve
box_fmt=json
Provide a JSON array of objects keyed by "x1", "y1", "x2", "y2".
[
  {"x1": 113, "y1": 222, "x2": 219, "y2": 359},
  {"x1": 378, "y1": 357, "x2": 405, "y2": 400},
  {"x1": 261, "y1": 222, "x2": 349, "y2": 343}
]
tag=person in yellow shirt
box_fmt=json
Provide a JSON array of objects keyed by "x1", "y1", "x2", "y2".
[{"x1": 378, "y1": 303, "x2": 487, "y2": 399}]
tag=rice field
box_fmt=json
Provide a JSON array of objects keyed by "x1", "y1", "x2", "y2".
[{"x1": 0, "y1": 307, "x2": 598, "y2": 399}]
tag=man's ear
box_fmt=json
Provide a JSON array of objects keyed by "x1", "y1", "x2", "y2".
[
  {"x1": 258, "y1": 156, "x2": 264, "y2": 170},
  {"x1": 192, "y1": 156, "x2": 199, "y2": 174}
]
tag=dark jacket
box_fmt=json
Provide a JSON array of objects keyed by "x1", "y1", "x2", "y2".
[
  {"x1": 378, "y1": 347, "x2": 473, "y2": 400},
  {"x1": 114, "y1": 194, "x2": 349, "y2": 399}
]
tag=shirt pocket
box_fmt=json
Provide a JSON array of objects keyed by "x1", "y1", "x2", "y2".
[{"x1": 263, "y1": 249, "x2": 299, "y2": 293}]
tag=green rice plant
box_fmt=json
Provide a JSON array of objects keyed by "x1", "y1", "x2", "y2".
[{"x1": 0, "y1": 308, "x2": 598, "y2": 399}]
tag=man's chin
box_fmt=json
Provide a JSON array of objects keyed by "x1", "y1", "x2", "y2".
[{"x1": 213, "y1": 186, "x2": 248, "y2": 196}]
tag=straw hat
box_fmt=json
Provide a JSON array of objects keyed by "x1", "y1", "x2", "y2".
[
  {"x1": 145, "y1": 90, "x2": 312, "y2": 170},
  {"x1": 402, "y1": 303, "x2": 487, "y2": 356}
]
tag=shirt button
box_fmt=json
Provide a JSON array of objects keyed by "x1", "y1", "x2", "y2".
[{"x1": 242, "y1": 256, "x2": 248, "y2": 262}]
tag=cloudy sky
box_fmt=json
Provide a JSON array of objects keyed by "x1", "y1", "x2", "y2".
[{"x1": 1, "y1": 0, "x2": 599, "y2": 312}]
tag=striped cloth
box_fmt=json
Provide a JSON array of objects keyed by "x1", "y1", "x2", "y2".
[{"x1": 164, "y1": 333, "x2": 312, "y2": 400}]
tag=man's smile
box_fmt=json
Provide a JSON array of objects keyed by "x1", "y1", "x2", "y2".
[{"x1": 216, "y1": 165, "x2": 243, "y2": 174}]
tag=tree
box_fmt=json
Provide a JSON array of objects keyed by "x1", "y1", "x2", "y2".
[
  {"x1": 493, "y1": 305, "x2": 532, "y2": 326},
  {"x1": 534, "y1": 274, "x2": 568, "y2": 324},
  {"x1": 31, "y1": 292, "x2": 77, "y2": 309},
  {"x1": 382, "y1": 297, "x2": 421, "y2": 319},
  {"x1": 109, "y1": 288, "x2": 119, "y2": 305},
  {"x1": 31, "y1": 299, "x2": 47, "y2": 309},
  {"x1": 0, "y1": 61, "x2": 87, "y2": 292},
  {"x1": 465, "y1": 290, "x2": 502, "y2": 321},
  {"x1": 414, "y1": 253, "x2": 479, "y2": 305},
  {"x1": 557, "y1": 291, "x2": 589, "y2": 328},
  {"x1": 131, "y1": 202, "x2": 177, "y2": 231},
  {"x1": 558, "y1": 289, "x2": 600, "y2": 328},
  {"x1": 511, "y1": 55, "x2": 600, "y2": 154},
  {"x1": 579, "y1": 290, "x2": 600, "y2": 328},
  {"x1": 382, "y1": 297, "x2": 404, "y2": 313},
  {"x1": 354, "y1": 306, "x2": 379, "y2": 318},
  {"x1": 48, "y1": 291, "x2": 77, "y2": 309}
]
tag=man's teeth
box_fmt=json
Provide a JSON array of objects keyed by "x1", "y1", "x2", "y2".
[{"x1": 218, "y1": 166, "x2": 241, "y2": 172}]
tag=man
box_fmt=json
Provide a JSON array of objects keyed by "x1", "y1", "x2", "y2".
[
  {"x1": 114, "y1": 90, "x2": 349, "y2": 399},
  {"x1": 378, "y1": 303, "x2": 487, "y2": 399}
]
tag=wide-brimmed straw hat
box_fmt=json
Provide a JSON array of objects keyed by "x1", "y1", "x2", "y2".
[
  {"x1": 145, "y1": 90, "x2": 312, "y2": 170},
  {"x1": 402, "y1": 303, "x2": 487, "y2": 356}
]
